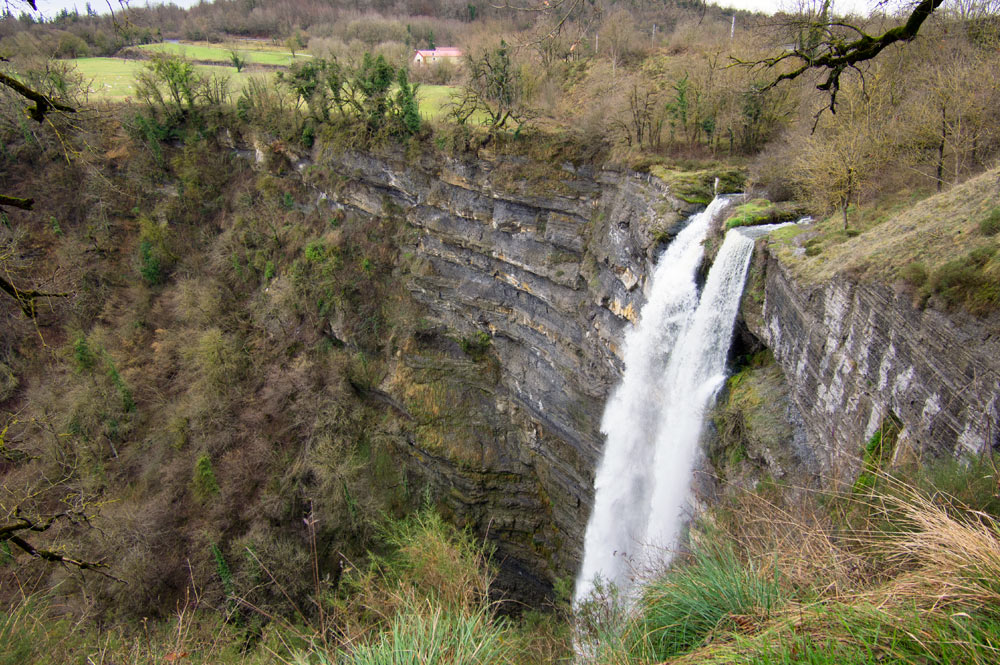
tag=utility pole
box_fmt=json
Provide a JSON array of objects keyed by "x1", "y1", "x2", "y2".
[{"x1": 731, "y1": 14, "x2": 736, "y2": 40}]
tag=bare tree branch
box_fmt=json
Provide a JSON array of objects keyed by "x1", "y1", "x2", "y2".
[
  {"x1": 0, "y1": 195, "x2": 34, "y2": 210},
  {"x1": 1, "y1": 510, "x2": 124, "y2": 581},
  {"x1": 734, "y1": 0, "x2": 945, "y2": 113},
  {"x1": 0, "y1": 274, "x2": 68, "y2": 319},
  {"x1": 0, "y1": 71, "x2": 76, "y2": 123}
]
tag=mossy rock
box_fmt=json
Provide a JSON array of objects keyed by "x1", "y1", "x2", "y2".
[
  {"x1": 724, "y1": 200, "x2": 809, "y2": 230},
  {"x1": 649, "y1": 165, "x2": 746, "y2": 205},
  {"x1": 709, "y1": 353, "x2": 795, "y2": 482}
]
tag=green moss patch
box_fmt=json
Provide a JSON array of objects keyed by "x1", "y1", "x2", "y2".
[
  {"x1": 724, "y1": 199, "x2": 808, "y2": 230},
  {"x1": 649, "y1": 165, "x2": 745, "y2": 205}
]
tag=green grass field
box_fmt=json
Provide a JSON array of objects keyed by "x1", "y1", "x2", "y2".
[
  {"x1": 73, "y1": 57, "x2": 257, "y2": 101},
  {"x1": 72, "y1": 55, "x2": 462, "y2": 122},
  {"x1": 137, "y1": 41, "x2": 308, "y2": 67},
  {"x1": 417, "y1": 84, "x2": 459, "y2": 119}
]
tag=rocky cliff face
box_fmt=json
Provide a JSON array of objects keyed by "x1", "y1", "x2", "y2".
[
  {"x1": 746, "y1": 246, "x2": 1000, "y2": 479},
  {"x1": 290, "y1": 141, "x2": 1000, "y2": 601},
  {"x1": 301, "y1": 146, "x2": 702, "y2": 599}
]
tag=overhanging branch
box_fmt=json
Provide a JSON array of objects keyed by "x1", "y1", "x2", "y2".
[
  {"x1": 0, "y1": 194, "x2": 34, "y2": 210},
  {"x1": 0, "y1": 274, "x2": 68, "y2": 318},
  {"x1": 734, "y1": 0, "x2": 945, "y2": 113},
  {"x1": 1, "y1": 511, "x2": 124, "y2": 581},
  {"x1": 0, "y1": 71, "x2": 76, "y2": 123}
]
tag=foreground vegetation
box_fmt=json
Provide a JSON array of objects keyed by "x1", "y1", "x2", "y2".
[
  {"x1": 575, "y1": 457, "x2": 1000, "y2": 665},
  {"x1": 6, "y1": 456, "x2": 999, "y2": 665},
  {"x1": 1, "y1": 510, "x2": 571, "y2": 664}
]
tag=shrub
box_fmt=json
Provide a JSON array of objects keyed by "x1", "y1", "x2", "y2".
[
  {"x1": 193, "y1": 453, "x2": 221, "y2": 500},
  {"x1": 927, "y1": 245, "x2": 999, "y2": 313},
  {"x1": 980, "y1": 207, "x2": 1000, "y2": 236},
  {"x1": 459, "y1": 331, "x2": 491, "y2": 359},
  {"x1": 236, "y1": 75, "x2": 304, "y2": 141},
  {"x1": 374, "y1": 509, "x2": 492, "y2": 611},
  {"x1": 138, "y1": 239, "x2": 163, "y2": 285},
  {"x1": 211, "y1": 543, "x2": 235, "y2": 599},
  {"x1": 304, "y1": 241, "x2": 326, "y2": 262},
  {"x1": 72, "y1": 333, "x2": 96, "y2": 372},
  {"x1": 134, "y1": 53, "x2": 200, "y2": 120},
  {"x1": 104, "y1": 355, "x2": 135, "y2": 412},
  {"x1": 900, "y1": 261, "x2": 928, "y2": 287},
  {"x1": 228, "y1": 49, "x2": 247, "y2": 73}
]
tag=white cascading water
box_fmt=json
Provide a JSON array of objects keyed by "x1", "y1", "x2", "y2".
[{"x1": 575, "y1": 197, "x2": 779, "y2": 604}]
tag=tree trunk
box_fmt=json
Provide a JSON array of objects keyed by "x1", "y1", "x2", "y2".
[{"x1": 936, "y1": 106, "x2": 946, "y2": 192}]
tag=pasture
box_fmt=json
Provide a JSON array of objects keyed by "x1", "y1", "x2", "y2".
[
  {"x1": 73, "y1": 57, "x2": 255, "y2": 101},
  {"x1": 73, "y1": 55, "x2": 461, "y2": 123},
  {"x1": 136, "y1": 41, "x2": 307, "y2": 67}
]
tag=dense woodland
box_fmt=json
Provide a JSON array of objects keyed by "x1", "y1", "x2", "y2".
[{"x1": 2, "y1": 0, "x2": 1000, "y2": 663}]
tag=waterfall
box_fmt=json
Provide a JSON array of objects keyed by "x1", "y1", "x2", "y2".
[{"x1": 575, "y1": 198, "x2": 777, "y2": 604}]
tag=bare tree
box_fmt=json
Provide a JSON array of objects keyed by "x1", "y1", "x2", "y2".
[
  {"x1": 0, "y1": 419, "x2": 119, "y2": 579},
  {"x1": 451, "y1": 40, "x2": 533, "y2": 136},
  {"x1": 793, "y1": 68, "x2": 896, "y2": 228},
  {"x1": 912, "y1": 39, "x2": 1000, "y2": 189},
  {"x1": 0, "y1": 49, "x2": 76, "y2": 316}
]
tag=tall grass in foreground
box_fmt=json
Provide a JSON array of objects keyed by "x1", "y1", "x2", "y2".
[
  {"x1": 636, "y1": 542, "x2": 781, "y2": 660},
  {"x1": 578, "y1": 463, "x2": 1000, "y2": 665},
  {"x1": 331, "y1": 599, "x2": 512, "y2": 665}
]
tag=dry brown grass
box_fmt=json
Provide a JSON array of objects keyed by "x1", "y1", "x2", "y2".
[
  {"x1": 769, "y1": 167, "x2": 1000, "y2": 287},
  {"x1": 664, "y1": 472, "x2": 1000, "y2": 665},
  {"x1": 705, "y1": 486, "x2": 867, "y2": 599},
  {"x1": 868, "y1": 475, "x2": 1000, "y2": 612}
]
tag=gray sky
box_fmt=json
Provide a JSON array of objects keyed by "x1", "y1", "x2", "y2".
[
  {"x1": 22, "y1": 0, "x2": 202, "y2": 19},
  {"x1": 23, "y1": 0, "x2": 889, "y2": 20},
  {"x1": 716, "y1": 0, "x2": 900, "y2": 15}
]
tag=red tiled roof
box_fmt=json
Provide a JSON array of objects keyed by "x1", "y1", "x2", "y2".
[{"x1": 414, "y1": 48, "x2": 463, "y2": 57}]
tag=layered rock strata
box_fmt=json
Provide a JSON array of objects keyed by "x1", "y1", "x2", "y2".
[
  {"x1": 747, "y1": 248, "x2": 1000, "y2": 479},
  {"x1": 307, "y1": 149, "x2": 700, "y2": 600}
]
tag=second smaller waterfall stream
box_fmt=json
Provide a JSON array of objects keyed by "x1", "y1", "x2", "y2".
[{"x1": 575, "y1": 197, "x2": 782, "y2": 604}]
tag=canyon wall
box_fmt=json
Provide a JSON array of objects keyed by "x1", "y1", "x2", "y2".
[
  {"x1": 745, "y1": 247, "x2": 1000, "y2": 480},
  {"x1": 294, "y1": 143, "x2": 1000, "y2": 601},
  {"x1": 301, "y1": 146, "x2": 703, "y2": 599}
]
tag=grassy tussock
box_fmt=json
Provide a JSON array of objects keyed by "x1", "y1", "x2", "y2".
[
  {"x1": 334, "y1": 598, "x2": 512, "y2": 665},
  {"x1": 635, "y1": 543, "x2": 781, "y2": 660}
]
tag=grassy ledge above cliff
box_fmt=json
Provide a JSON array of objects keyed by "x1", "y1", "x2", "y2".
[
  {"x1": 647, "y1": 164, "x2": 746, "y2": 205},
  {"x1": 765, "y1": 167, "x2": 1000, "y2": 315}
]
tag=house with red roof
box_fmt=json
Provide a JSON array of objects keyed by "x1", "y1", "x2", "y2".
[{"x1": 412, "y1": 47, "x2": 463, "y2": 66}]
